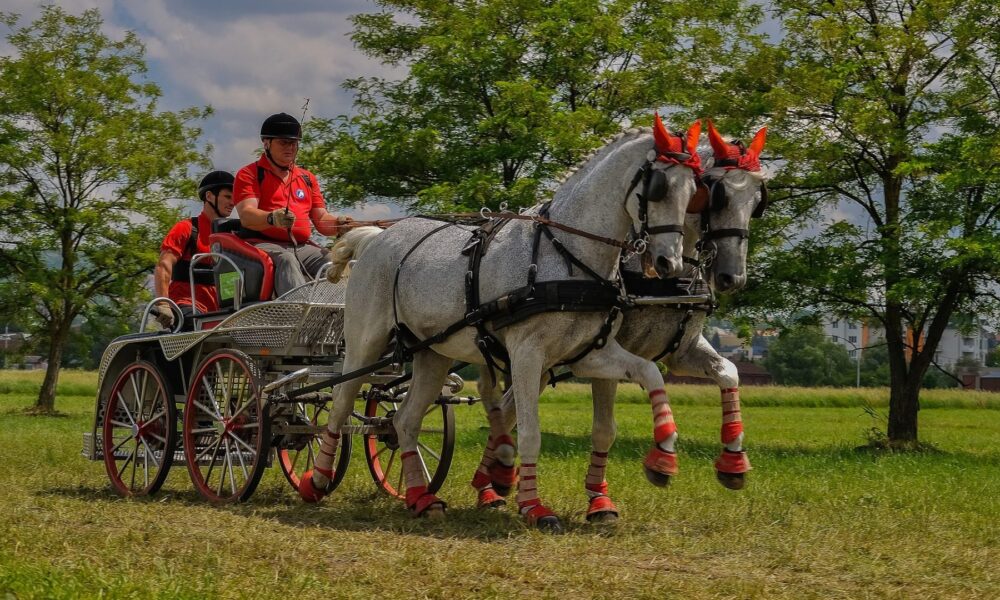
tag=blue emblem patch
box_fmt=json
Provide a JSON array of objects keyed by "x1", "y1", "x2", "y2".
[{"x1": 295, "y1": 189, "x2": 306, "y2": 199}]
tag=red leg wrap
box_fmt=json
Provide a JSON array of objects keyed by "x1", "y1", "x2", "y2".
[
  {"x1": 586, "y1": 495, "x2": 619, "y2": 520},
  {"x1": 405, "y1": 485, "x2": 447, "y2": 517},
  {"x1": 477, "y1": 487, "x2": 506, "y2": 509},
  {"x1": 489, "y1": 463, "x2": 518, "y2": 490},
  {"x1": 297, "y1": 469, "x2": 327, "y2": 503},
  {"x1": 643, "y1": 446, "x2": 679, "y2": 476},
  {"x1": 585, "y1": 481, "x2": 609, "y2": 496},
  {"x1": 722, "y1": 422, "x2": 743, "y2": 445},
  {"x1": 654, "y1": 422, "x2": 677, "y2": 444},
  {"x1": 522, "y1": 503, "x2": 556, "y2": 526},
  {"x1": 471, "y1": 470, "x2": 492, "y2": 490},
  {"x1": 715, "y1": 450, "x2": 752, "y2": 474}
]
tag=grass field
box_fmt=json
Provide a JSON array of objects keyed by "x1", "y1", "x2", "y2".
[{"x1": 1, "y1": 370, "x2": 998, "y2": 599}]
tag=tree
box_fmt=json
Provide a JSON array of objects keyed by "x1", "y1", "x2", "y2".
[
  {"x1": 986, "y1": 347, "x2": 1000, "y2": 368},
  {"x1": 300, "y1": 0, "x2": 763, "y2": 211},
  {"x1": 764, "y1": 325, "x2": 855, "y2": 387},
  {"x1": 0, "y1": 7, "x2": 208, "y2": 412},
  {"x1": 706, "y1": 0, "x2": 1000, "y2": 445}
]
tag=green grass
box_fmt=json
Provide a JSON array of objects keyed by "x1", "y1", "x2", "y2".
[{"x1": 1, "y1": 370, "x2": 998, "y2": 598}]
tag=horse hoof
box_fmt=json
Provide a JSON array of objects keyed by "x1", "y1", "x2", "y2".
[
  {"x1": 422, "y1": 504, "x2": 446, "y2": 520},
  {"x1": 535, "y1": 515, "x2": 563, "y2": 534},
  {"x1": 297, "y1": 470, "x2": 327, "y2": 503},
  {"x1": 644, "y1": 467, "x2": 672, "y2": 487},
  {"x1": 587, "y1": 510, "x2": 619, "y2": 525},
  {"x1": 716, "y1": 471, "x2": 746, "y2": 490},
  {"x1": 477, "y1": 488, "x2": 507, "y2": 509}
]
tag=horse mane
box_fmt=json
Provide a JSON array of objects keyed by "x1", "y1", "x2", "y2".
[{"x1": 548, "y1": 127, "x2": 653, "y2": 199}]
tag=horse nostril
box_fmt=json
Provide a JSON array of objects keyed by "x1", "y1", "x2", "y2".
[
  {"x1": 716, "y1": 273, "x2": 735, "y2": 290},
  {"x1": 656, "y1": 255, "x2": 681, "y2": 276}
]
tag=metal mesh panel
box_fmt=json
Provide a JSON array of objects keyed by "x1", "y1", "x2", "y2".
[
  {"x1": 279, "y1": 279, "x2": 347, "y2": 305},
  {"x1": 97, "y1": 341, "x2": 130, "y2": 388},
  {"x1": 293, "y1": 306, "x2": 345, "y2": 347},
  {"x1": 160, "y1": 332, "x2": 211, "y2": 361}
]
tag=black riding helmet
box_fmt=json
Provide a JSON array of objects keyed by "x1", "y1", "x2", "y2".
[
  {"x1": 197, "y1": 170, "x2": 235, "y2": 201},
  {"x1": 260, "y1": 112, "x2": 302, "y2": 140}
]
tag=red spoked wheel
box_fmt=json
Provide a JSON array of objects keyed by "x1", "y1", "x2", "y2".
[
  {"x1": 276, "y1": 401, "x2": 352, "y2": 493},
  {"x1": 363, "y1": 391, "x2": 455, "y2": 499},
  {"x1": 183, "y1": 349, "x2": 269, "y2": 503},
  {"x1": 102, "y1": 361, "x2": 176, "y2": 497}
]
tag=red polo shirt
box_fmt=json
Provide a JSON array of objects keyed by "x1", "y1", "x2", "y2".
[
  {"x1": 160, "y1": 211, "x2": 219, "y2": 312},
  {"x1": 233, "y1": 155, "x2": 325, "y2": 243}
]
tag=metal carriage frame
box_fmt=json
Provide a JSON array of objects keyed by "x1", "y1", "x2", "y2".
[{"x1": 83, "y1": 258, "x2": 471, "y2": 504}]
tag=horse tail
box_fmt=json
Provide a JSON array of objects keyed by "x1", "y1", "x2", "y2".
[{"x1": 329, "y1": 226, "x2": 384, "y2": 283}]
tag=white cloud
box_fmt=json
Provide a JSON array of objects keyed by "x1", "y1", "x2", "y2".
[{"x1": 117, "y1": 0, "x2": 400, "y2": 172}]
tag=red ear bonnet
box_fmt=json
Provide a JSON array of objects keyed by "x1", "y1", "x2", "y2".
[
  {"x1": 706, "y1": 120, "x2": 765, "y2": 172},
  {"x1": 652, "y1": 112, "x2": 702, "y2": 174}
]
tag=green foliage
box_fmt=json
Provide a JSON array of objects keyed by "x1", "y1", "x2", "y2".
[
  {"x1": 299, "y1": 0, "x2": 763, "y2": 211},
  {"x1": 986, "y1": 347, "x2": 1000, "y2": 368},
  {"x1": 764, "y1": 325, "x2": 855, "y2": 387},
  {"x1": 702, "y1": 0, "x2": 1000, "y2": 440},
  {"x1": 0, "y1": 7, "x2": 208, "y2": 407}
]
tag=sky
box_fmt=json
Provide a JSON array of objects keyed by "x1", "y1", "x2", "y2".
[{"x1": 2, "y1": 0, "x2": 402, "y2": 220}]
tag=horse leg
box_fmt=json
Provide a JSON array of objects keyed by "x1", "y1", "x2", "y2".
[
  {"x1": 666, "y1": 335, "x2": 751, "y2": 489},
  {"x1": 585, "y1": 378, "x2": 619, "y2": 523},
  {"x1": 508, "y1": 349, "x2": 562, "y2": 532},
  {"x1": 471, "y1": 371, "x2": 512, "y2": 507},
  {"x1": 571, "y1": 341, "x2": 679, "y2": 487},
  {"x1": 299, "y1": 323, "x2": 393, "y2": 503},
  {"x1": 393, "y1": 350, "x2": 453, "y2": 518}
]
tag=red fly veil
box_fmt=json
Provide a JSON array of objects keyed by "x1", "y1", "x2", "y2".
[
  {"x1": 653, "y1": 113, "x2": 703, "y2": 175},
  {"x1": 706, "y1": 120, "x2": 767, "y2": 172}
]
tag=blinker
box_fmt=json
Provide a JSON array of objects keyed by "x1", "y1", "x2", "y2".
[{"x1": 644, "y1": 168, "x2": 668, "y2": 203}]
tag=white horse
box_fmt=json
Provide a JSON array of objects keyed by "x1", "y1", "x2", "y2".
[
  {"x1": 301, "y1": 119, "x2": 705, "y2": 532},
  {"x1": 471, "y1": 121, "x2": 771, "y2": 522}
]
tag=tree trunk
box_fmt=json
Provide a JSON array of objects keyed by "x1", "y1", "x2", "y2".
[
  {"x1": 34, "y1": 320, "x2": 71, "y2": 413},
  {"x1": 887, "y1": 375, "x2": 919, "y2": 443}
]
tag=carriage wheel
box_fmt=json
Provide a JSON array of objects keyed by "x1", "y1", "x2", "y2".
[
  {"x1": 363, "y1": 392, "x2": 455, "y2": 499},
  {"x1": 276, "y1": 401, "x2": 352, "y2": 493},
  {"x1": 183, "y1": 349, "x2": 269, "y2": 503},
  {"x1": 102, "y1": 361, "x2": 176, "y2": 497}
]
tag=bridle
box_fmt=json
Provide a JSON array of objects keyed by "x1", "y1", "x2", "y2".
[
  {"x1": 624, "y1": 144, "x2": 697, "y2": 250},
  {"x1": 697, "y1": 150, "x2": 769, "y2": 246}
]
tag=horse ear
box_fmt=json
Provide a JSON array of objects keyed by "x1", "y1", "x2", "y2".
[
  {"x1": 706, "y1": 120, "x2": 728, "y2": 157},
  {"x1": 748, "y1": 126, "x2": 767, "y2": 157},
  {"x1": 685, "y1": 120, "x2": 702, "y2": 156},
  {"x1": 688, "y1": 182, "x2": 709, "y2": 214},
  {"x1": 653, "y1": 112, "x2": 673, "y2": 154}
]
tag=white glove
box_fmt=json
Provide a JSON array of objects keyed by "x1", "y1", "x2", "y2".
[
  {"x1": 153, "y1": 301, "x2": 175, "y2": 330},
  {"x1": 268, "y1": 209, "x2": 296, "y2": 229}
]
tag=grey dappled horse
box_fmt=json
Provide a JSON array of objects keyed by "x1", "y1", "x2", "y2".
[
  {"x1": 301, "y1": 121, "x2": 705, "y2": 532},
  {"x1": 470, "y1": 121, "x2": 771, "y2": 522}
]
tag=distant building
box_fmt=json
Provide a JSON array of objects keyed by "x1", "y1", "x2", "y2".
[{"x1": 822, "y1": 317, "x2": 992, "y2": 368}]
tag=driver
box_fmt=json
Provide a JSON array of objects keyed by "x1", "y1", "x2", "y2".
[
  {"x1": 233, "y1": 112, "x2": 352, "y2": 296},
  {"x1": 153, "y1": 170, "x2": 235, "y2": 329}
]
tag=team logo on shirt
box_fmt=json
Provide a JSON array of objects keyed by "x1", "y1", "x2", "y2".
[{"x1": 295, "y1": 189, "x2": 306, "y2": 199}]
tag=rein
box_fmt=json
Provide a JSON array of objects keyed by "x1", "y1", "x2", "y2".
[
  {"x1": 338, "y1": 159, "x2": 682, "y2": 256},
  {"x1": 342, "y1": 211, "x2": 644, "y2": 253}
]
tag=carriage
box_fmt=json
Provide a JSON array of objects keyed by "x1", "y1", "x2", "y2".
[{"x1": 81, "y1": 222, "x2": 470, "y2": 503}]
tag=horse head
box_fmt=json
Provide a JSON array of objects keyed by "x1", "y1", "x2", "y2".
[
  {"x1": 623, "y1": 114, "x2": 704, "y2": 279},
  {"x1": 694, "y1": 120, "x2": 769, "y2": 294}
]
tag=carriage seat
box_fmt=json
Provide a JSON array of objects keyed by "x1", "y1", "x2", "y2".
[{"x1": 209, "y1": 219, "x2": 274, "y2": 308}]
